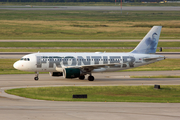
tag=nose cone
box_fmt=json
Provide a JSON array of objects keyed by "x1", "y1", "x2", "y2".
[{"x1": 13, "y1": 61, "x2": 19, "y2": 70}]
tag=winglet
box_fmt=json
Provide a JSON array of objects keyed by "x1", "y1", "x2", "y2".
[{"x1": 131, "y1": 26, "x2": 162, "y2": 54}]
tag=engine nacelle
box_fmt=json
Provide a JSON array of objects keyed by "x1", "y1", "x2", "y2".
[
  {"x1": 49, "y1": 72, "x2": 63, "y2": 77},
  {"x1": 63, "y1": 68, "x2": 81, "y2": 78}
]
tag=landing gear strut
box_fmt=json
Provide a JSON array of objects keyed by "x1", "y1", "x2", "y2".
[
  {"x1": 34, "y1": 72, "x2": 39, "y2": 81},
  {"x1": 79, "y1": 75, "x2": 85, "y2": 80},
  {"x1": 88, "y1": 74, "x2": 94, "y2": 81}
]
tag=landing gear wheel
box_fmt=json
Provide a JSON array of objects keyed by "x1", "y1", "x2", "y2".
[
  {"x1": 88, "y1": 76, "x2": 94, "y2": 81},
  {"x1": 79, "y1": 75, "x2": 85, "y2": 80},
  {"x1": 34, "y1": 77, "x2": 39, "y2": 81},
  {"x1": 34, "y1": 72, "x2": 39, "y2": 81}
]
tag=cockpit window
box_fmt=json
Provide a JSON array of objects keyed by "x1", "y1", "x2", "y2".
[{"x1": 20, "y1": 58, "x2": 30, "y2": 61}]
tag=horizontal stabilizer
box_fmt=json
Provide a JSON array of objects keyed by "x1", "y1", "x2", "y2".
[{"x1": 143, "y1": 56, "x2": 165, "y2": 61}]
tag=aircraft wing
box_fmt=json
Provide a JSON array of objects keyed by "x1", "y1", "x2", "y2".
[
  {"x1": 66, "y1": 63, "x2": 121, "y2": 69},
  {"x1": 56, "y1": 63, "x2": 121, "y2": 72}
]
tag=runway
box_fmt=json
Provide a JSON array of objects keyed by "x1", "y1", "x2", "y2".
[
  {"x1": 0, "y1": 6, "x2": 180, "y2": 11},
  {"x1": 0, "y1": 73, "x2": 180, "y2": 120}
]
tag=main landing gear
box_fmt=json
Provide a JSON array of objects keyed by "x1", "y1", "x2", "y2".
[
  {"x1": 34, "y1": 72, "x2": 39, "y2": 81},
  {"x1": 88, "y1": 74, "x2": 94, "y2": 81},
  {"x1": 79, "y1": 74, "x2": 95, "y2": 81},
  {"x1": 79, "y1": 75, "x2": 85, "y2": 80}
]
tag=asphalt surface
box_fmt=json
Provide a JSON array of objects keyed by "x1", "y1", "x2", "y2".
[
  {"x1": 0, "y1": 73, "x2": 180, "y2": 120},
  {"x1": 0, "y1": 5, "x2": 180, "y2": 119},
  {"x1": 0, "y1": 6, "x2": 180, "y2": 11}
]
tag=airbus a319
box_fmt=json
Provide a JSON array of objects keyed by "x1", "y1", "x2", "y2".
[{"x1": 13, "y1": 26, "x2": 165, "y2": 81}]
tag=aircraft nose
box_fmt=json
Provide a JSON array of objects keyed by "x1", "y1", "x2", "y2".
[{"x1": 13, "y1": 61, "x2": 19, "y2": 70}]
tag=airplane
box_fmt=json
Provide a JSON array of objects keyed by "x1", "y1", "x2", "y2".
[{"x1": 13, "y1": 26, "x2": 165, "y2": 81}]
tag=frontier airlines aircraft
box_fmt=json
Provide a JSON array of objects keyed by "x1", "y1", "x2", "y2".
[{"x1": 13, "y1": 26, "x2": 165, "y2": 81}]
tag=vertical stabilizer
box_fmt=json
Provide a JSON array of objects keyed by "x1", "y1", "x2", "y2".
[{"x1": 131, "y1": 26, "x2": 162, "y2": 54}]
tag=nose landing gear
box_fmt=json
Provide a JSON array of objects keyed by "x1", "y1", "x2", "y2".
[{"x1": 34, "y1": 72, "x2": 39, "y2": 81}]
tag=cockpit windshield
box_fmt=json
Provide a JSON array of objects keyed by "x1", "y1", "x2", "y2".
[{"x1": 20, "y1": 58, "x2": 30, "y2": 61}]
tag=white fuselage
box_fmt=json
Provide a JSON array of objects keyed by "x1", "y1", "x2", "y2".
[{"x1": 13, "y1": 52, "x2": 165, "y2": 73}]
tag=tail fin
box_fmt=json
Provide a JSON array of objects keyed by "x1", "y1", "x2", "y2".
[{"x1": 131, "y1": 26, "x2": 162, "y2": 54}]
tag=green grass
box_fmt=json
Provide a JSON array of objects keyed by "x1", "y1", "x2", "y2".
[
  {"x1": 0, "y1": 59, "x2": 47, "y2": 74},
  {"x1": 5, "y1": 85, "x2": 180, "y2": 102},
  {"x1": 0, "y1": 10, "x2": 180, "y2": 39},
  {"x1": 0, "y1": 42, "x2": 180, "y2": 47},
  {"x1": 121, "y1": 58, "x2": 180, "y2": 72},
  {"x1": 0, "y1": 42, "x2": 138, "y2": 47},
  {"x1": 0, "y1": 49, "x2": 180, "y2": 52},
  {"x1": 0, "y1": 59, "x2": 32, "y2": 74},
  {"x1": 131, "y1": 75, "x2": 180, "y2": 78},
  {"x1": 1, "y1": 58, "x2": 180, "y2": 75},
  {"x1": 0, "y1": 49, "x2": 132, "y2": 52},
  {"x1": 0, "y1": 10, "x2": 179, "y2": 22}
]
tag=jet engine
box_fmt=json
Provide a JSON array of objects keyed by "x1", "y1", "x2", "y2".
[{"x1": 63, "y1": 68, "x2": 81, "y2": 78}]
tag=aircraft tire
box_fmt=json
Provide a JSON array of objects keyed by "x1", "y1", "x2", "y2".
[
  {"x1": 34, "y1": 77, "x2": 39, "y2": 81},
  {"x1": 88, "y1": 76, "x2": 94, "y2": 81},
  {"x1": 79, "y1": 75, "x2": 85, "y2": 80}
]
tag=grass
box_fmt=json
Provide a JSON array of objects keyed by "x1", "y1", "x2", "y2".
[
  {"x1": 0, "y1": 49, "x2": 180, "y2": 52},
  {"x1": 0, "y1": 59, "x2": 34, "y2": 74},
  {"x1": 1, "y1": 2, "x2": 180, "y2": 6},
  {"x1": 0, "y1": 10, "x2": 180, "y2": 39},
  {"x1": 0, "y1": 42, "x2": 180, "y2": 47},
  {"x1": 0, "y1": 58, "x2": 180, "y2": 75},
  {"x1": 122, "y1": 58, "x2": 180, "y2": 71},
  {"x1": 2, "y1": 10, "x2": 175, "y2": 22},
  {"x1": 0, "y1": 49, "x2": 133, "y2": 52},
  {"x1": 5, "y1": 85, "x2": 180, "y2": 102}
]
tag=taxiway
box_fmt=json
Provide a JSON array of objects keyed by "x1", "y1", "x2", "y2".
[
  {"x1": 0, "y1": 6, "x2": 180, "y2": 11},
  {"x1": 0, "y1": 73, "x2": 180, "y2": 120}
]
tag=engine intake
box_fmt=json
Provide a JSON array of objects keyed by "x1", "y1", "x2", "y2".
[{"x1": 63, "y1": 68, "x2": 81, "y2": 78}]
